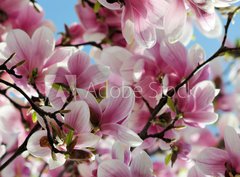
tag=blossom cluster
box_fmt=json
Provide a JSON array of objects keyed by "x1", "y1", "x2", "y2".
[{"x1": 0, "y1": 0, "x2": 240, "y2": 177}]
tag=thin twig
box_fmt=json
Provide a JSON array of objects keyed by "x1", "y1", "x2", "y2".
[{"x1": 56, "y1": 41, "x2": 103, "y2": 50}]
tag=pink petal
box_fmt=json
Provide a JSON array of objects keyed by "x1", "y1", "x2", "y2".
[
  {"x1": 130, "y1": 150, "x2": 153, "y2": 177},
  {"x1": 112, "y1": 141, "x2": 131, "y2": 165},
  {"x1": 101, "y1": 123, "x2": 143, "y2": 147},
  {"x1": 134, "y1": 16, "x2": 157, "y2": 48},
  {"x1": 192, "y1": 81, "x2": 215, "y2": 110},
  {"x1": 14, "y1": 4, "x2": 45, "y2": 35},
  {"x1": 163, "y1": 0, "x2": 187, "y2": 42},
  {"x1": 0, "y1": 105, "x2": 22, "y2": 134},
  {"x1": 76, "y1": 89, "x2": 102, "y2": 120},
  {"x1": 44, "y1": 48, "x2": 71, "y2": 68},
  {"x1": 47, "y1": 153, "x2": 66, "y2": 170},
  {"x1": 6, "y1": 29, "x2": 32, "y2": 66},
  {"x1": 184, "y1": 111, "x2": 218, "y2": 127},
  {"x1": 47, "y1": 86, "x2": 68, "y2": 110},
  {"x1": 68, "y1": 51, "x2": 90, "y2": 76},
  {"x1": 147, "y1": 0, "x2": 168, "y2": 27},
  {"x1": 187, "y1": 44, "x2": 205, "y2": 72},
  {"x1": 188, "y1": 166, "x2": 205, "y2": 177},
  {"x1": 191, "y1": 3, "x2": 215, "y2": 31},
  {"x1": 196, "y1": 13, "x2": 223, "y2": 38},
  {"x1": 136, "y1": 76, "x2": 162, "y2": 107},
  {"x1": 64, "y1": 101, "x2": 91, "y2": 133},
  {"x1": 100, "y1": 46, "x2": 132, "y2": 76},
  {"x1": 75, "y1": 3, "x2": 98, "y2": 31},
  {"x1": 101, "y1": 87, "x2": 135, "y2": 124},
  {"x1": 31, "y1": 26, "x2": 55, "y2": 69},
  {"x1": 224, "y1": 126, "x2": 240, "y2": 169},
  {"x1": 160, "y1": 40, "x2": 187, "y2": 77},
  {"x1": 195, "y1": 147, "x2": 229, "y2": 176},
  {"x1": 75, "y1": 133, "x2": 100, "y2": 149},
  {"x1": 98, "y1": 160, "x2": 131, "y2": 177},
  {"x1": 77, "y1": 64, "x2": 109, "y2": 88}
]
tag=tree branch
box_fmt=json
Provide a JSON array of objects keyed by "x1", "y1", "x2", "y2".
[
  {"x1": 139, "y1": 6, "x2": 240, "y2": 140},
  {"x1": 56, "y1": 41, "x2": 103, "y2": 50}
]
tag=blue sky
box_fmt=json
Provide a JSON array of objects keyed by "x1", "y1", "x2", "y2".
[
  {"x1": 38, "y1": 0, "x2": 240, "y2": 57},
  {"x1": 38, "y1": 0, "x2": 79, "y2": 35}
]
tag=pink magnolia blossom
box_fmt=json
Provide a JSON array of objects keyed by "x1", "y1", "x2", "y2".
[
  {"x1": 77, "y1": 87, "x2": 143, "y2": 147},
  {"x1": 98, "y1": 148, "x2": 153, "y2": 177},
  {"x1": 160, "y1": 43, "x2": 210, "y2": 89},
  {"x1": 175, "y1": 81, "x2": 218, "y2": 128},
  {"x1": 47, "y1": 50, "x2": 109, "y2": 109},
  {"x1": 162, "y1": 0, "x2": 231, "y2": 42},
  {"x1": 75, "y1": 1, "x2": 125, "y2": 46},
  {"x1": 27, "y1": 130, "x2": 67, "y2": 169},
  {"x1": 27, "y1": 101, "x2": 100, "y2": 169},
  {"x1": 0, "y1": 1, "x2": 54, "y2": 40},
  {"x1": 0, "y1": 26, "x2": 70, "y2": 92},
  {"x1": 0, "y1": 0, "x2": 28, "y2": 40},
  {"x1": 63, "y1": 100, "x2": 101, "y2": 149},
  {"x1": 193, "y1": 126, "x2": 240, "y2": 176},
  {"x1": 98, "y1": 0, "x2": 168, "y2": 48},
  {"x1": 56, "y1": 23, "x2": 85, "y2": 46},
  {"x1": 13, "y1": 3, "x2": 55, "y2": 36}
]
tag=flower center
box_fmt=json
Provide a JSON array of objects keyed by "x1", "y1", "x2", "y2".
[
  {"x1": 40, "y1": 136, "x2": 50, "y2": 148},
  {"x1": 225, "y1": 162, "x2": 240, "y2": 177}
]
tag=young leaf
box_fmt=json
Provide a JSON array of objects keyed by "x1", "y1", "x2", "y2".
[
  {"x1": 66, "y1": 130, "x2": 74, "y2": 146},
  {"x1": 32, "y1": 111, "x2": 37, "y2": 123},
  {"x1": 94, "y1": 1, "x2": 101, "y2": 13},
  {"x1": 165, "y1": 153, "x2": 172, "y2": 165},
  {"x1": 167, "y1": 97, "x2": 176, "y2": 112}
]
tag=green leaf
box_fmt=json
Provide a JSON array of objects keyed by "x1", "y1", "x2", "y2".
[
  {"x1": 94, "y1": 1, "x2": 101, "y2": 13},
  {"x1": 66, "y1": 130, "x2": 74, "y2": 146},
  {"x1": 165, "y1": 153, "x2": 172, "y2": 165},
  {"x1": 32, "y1": 111, "x2": 37, "y2": 123},
  {"x1": 52, "y1": 83, "x2": 70, "y2": 92},
  {"x1": 167, "y1": 97, "x2": 176, "y2": 112}
]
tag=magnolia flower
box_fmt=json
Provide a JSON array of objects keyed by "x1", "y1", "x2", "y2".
[
  {"x1": 162, "y1": 0, "x2": 230, "y2": 42},
  {"x1": 98, "y1": 0, "x2": 168, "y2": 48},
  {"x1": 47, "y1": 50, "x2": 109, "y2": 109},
  {"x1": 160, "y1": 42, "x2": 209, "y2": 89},
  {"x1": 77, "y1": 87, "x2": 143, "y2": 147},
  {"x1": 176, "y1": 81, "x2": 218, "y2": 128},
  {"x1": 193, "y1": 126, "x2": 240, "y2": 176},
  {"x1": 0, "y1": 26, "x2": 70, "y2": 92},
  {"x1": 63, "y1": 100, "x2": 101, "y2": 149},
  {"x1": 75, "y1": 1, "x2": 124, "y2": 46},
  {"x1": 0, "y1": 0, "x2": 28, "y2": 25},
  {"x1": 98, "y1": 144, "x2": 153, "y2": 177},
  {"x1": 27, "y1": 130, "x2": 66, "y2": 169},
  {"x1": 27, "y1": 101, "x2": 101, "y2": 169},
  {"x1": 14, "y1": 3, "x2": 55, "y2": 36}
]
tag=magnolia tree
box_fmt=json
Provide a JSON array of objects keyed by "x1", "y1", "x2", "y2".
[{"x1": 0, "y1": 0, "x2": 240, "y2": 177}]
